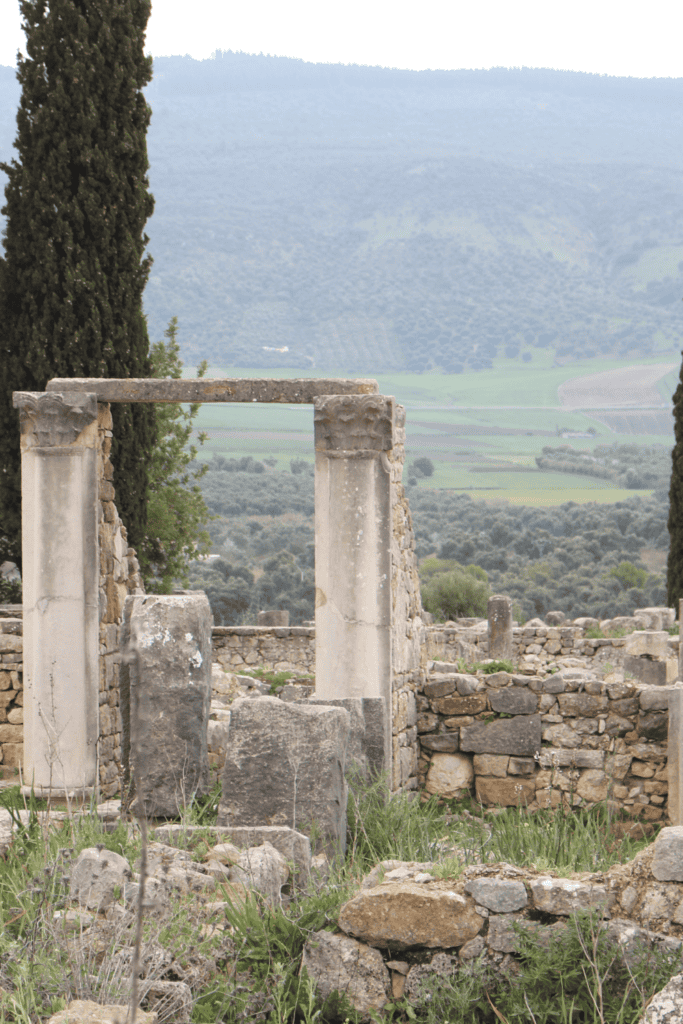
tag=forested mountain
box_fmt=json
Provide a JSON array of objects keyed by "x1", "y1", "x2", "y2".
[{"x1": 2, "y1": 57, "x2": 683, "y2": 372}]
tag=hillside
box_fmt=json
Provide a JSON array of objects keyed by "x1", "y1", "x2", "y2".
[{"x1": 1, "y1": 56, "x2": 683, "y2": 372}]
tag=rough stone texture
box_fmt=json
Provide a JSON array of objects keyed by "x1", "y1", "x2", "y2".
[
  {"x1": 433, "y1": 694, "x2": 487, "y2": 716},
  {"x1": 425, "y1": 752, "x2": 474, "y2": 796},
  {"x1": 638, "y1": 972, "x2": 683, "y2": 1024},
  {"x1": 257, "y1": 610, "x2": 289, "y2": 626},
  {"x1": 218, "y1": 697, "x2": 350, "y2": 858},
  {"x1": 460, "y1": 715, "x2": 542, "y2": 756},
  {"x1": 302, "y1": 930, "x2": 391, "y2": 1018},
  {"x1": 489, "y1": 688, "x2": 538, "y2": 715},
  {"x1": 473, "y1": 754, "x2": 510, "y2": 777},
  {"x1": 529, "y1": 877, "x2": 612, "y2": 916},
  {"x1": 475, "y1": 777, "x2": 536, "y2": 806},
  {"x1": 303, "y1": 697, "x2": 389, "y2": 779},
  {"x1": 212, "y1": 626, "x2": 315, "y2": 674},
  {"x1": 652, "y1": 828, "x2": 683, "y2": 881},
  {"x1": 624, "y1": 656, "x2": 669, "y2": 687},
  {"x1": 228, "y1": 841, "x2": 289, "y2": 905},
  {"x1": 70, "y1": 848, "x2": 132, "y2": 910},
  {"x1": 338, "y1": 882, "x2": 485, "y2": 948},
  {"x1": 463, "y1": 878, "x2": 528, "y2": 912},
  {"x1": 121, "y1": 593, "x2": 213, "y2": 817},
  {"x1": 47, "y1": 1002, "x2": 157, "y2": 1024},
  {"x1": 47, "y1": 376, "x2": 379, "y2": 403},
  {"x1": 488, "y1": 594, "x2": 513, "y2": 661},
  {"x1": 626, "y1": 632, "x2": 670, "y2": 660}
]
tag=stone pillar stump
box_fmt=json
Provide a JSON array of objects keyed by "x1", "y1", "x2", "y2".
[
  {"x1": 488, "y1": 594, "x2": 513, "y2": 662},
  {"x1": 13, "y1": 391, "x2": 100, "y2": 800}
]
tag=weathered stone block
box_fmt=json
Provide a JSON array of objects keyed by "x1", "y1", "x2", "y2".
[
  {"x1": 625, "y1": 631, "x2": 669, "y2": 659},
  {"x1": 121, "y1": 593, "x2": 213, "y2": 818},
  {"x1": 218, "y1": 697, "x2": 350, "y2": 859},
  {"x1": 432, "y1": 694, "x2": 487, "y2": 716},
  {"x1": 538, "y1": 748, "x2": 604, "y2": 770},
  {"x1": 640, "y1": 687, "x2": 676, "y2": 711},
  {"x1": 475, "y1": 777, "x2": 535, "y2": 806},
  {"x1": 638, "y1": 712, "x2": 668, "y2": 741},
  {"x1": 623, "y1": 656, "x2": 668, "y2": 687},
  {"x1": 652, "y1": 827, "x2": 683, "y2": 881},
  {"x1": 508, "y1": 756, "x2": 535, "y2": 775},
  {"x1": 460, "y1": 715, "x2": 541, "y2": 756},
  {"x1": 473, "y1": 753, "x2": 509, "y2": 777},
  {"x1": 303, "y1": 697, "x2": 388, "y2": 779},
  {"x1": 530, "y1": 877, "x2": 612, "y2": 916},
  {"x1": 463, "y1": 878, "x2": 528, "y2": 912},
  {"x1": 302, "y1": 930, "x2": 390, "y2": 1018},
  {"x1": 557, "y1": 693, "x2": 609, "y2": 717},
  {"x1": 423, "y1": 677, "x2": 457, "y2": 698},
  {"x1": 489, "y1": 688, "x2": 538, "y2": 715},
  {"x1": 420, "y1": 733, "x2": 460, "y2": 753},
  {"x1": 576, "y1": 770, "x2": 609, "y2": 802},
  {"x1": 488, "y1": 595, "x2": 513, "y2": 661},
  {"x1": 338, "y1": 882, "x2": 485, "y2": 949},
  {"x1": 425, "y1": 752, "x2": 473, "y2": 796}
]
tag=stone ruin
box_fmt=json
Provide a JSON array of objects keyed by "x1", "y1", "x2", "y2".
[{"x1": 9, "y1": 375, "x2": 423, "y2": 847}]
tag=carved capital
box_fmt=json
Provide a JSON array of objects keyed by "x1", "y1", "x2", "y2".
[
  {"x1": 314, "y1": 395, "x2": 394, "y2": 452},
  {"x1": 12, "y1": 391, "x2": 98, "y2": 447}
]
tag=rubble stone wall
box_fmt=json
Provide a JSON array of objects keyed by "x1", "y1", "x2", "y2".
[
  {"x1": 417, "y1": 663, "x2": 670, "y2": 821},
  {"x1": 0, "y1": 626, "x2": 23, "y2": 771},
  {"x1": 212, "y1": 627, "x2": 315, "y2": 675}
]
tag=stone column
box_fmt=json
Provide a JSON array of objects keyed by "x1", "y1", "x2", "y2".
[
  {"x1": 12, "y1": 392, "x2": 100, "y2": 801},
  {"x1": 488, "y1": 594, "x2": 513, "y2": 661},
  {"x1": 314, "y1": 394, "x2": 394, "y2": 711}
]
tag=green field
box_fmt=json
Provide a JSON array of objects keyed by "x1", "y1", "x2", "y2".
[{"x1": 187, "y1": 353, "x2": 678, "y2": 506}]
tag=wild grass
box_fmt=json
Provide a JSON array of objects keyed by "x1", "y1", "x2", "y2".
[{"x1": 0, "y1": 769, "x2": 672, "y2": 1023}]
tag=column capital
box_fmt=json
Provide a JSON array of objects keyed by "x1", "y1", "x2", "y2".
[
  {"x1": 314, "y1": 394, "x2": 395, "y2": 452},
  {"x1": 12, "y1": 391, "x2": 98, "y2": 447}
]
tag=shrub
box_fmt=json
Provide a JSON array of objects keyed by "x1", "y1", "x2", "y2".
[{"x1": 421, "y1": 564, "x2": 490, "y2": 620}]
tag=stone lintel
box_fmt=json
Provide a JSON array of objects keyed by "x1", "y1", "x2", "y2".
[
  {"x1": 314, "y1": 394, "x2": 395, "y2": 451},
  {"x1": 45, "y1": 377, "x2": 379, "y2": 403}
]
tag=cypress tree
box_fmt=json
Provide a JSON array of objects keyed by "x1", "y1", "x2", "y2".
[
  {"x1": 668, "y1": 353, "x2": 683, "y2": 608},
  {"x1": 0, "y1": 0, "x2": 156, "y2": 562}
]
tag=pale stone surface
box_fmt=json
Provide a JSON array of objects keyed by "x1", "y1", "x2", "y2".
[
  {"x1": 529, "y1": 877, "x2": 612, "y2": 916},
  {"x1": 313, "y1": 396, "x2": 394, "y2": 763},
  {"x1": 229, "y1": 842, "x2": 289, "y2": 905},
  {"x1": 652, "y1": 827, "x2": 683, "y2": 881},
  {"x1": 47, "y1": 376, "x2": 379, "y2": 403},
  {"x1": 218, "y1": 697, "x2": 350, "y2": 858},
  {"x1": 121, "y1": 594, "x2": 213, "y2": 817},
  {"x1": 360, "y1": 860, "x2": 435, "y2": 890},
  {"x1": 488, "y1": 594, "x2": 513, "y2": 661},
  {"x1": 639, "y1": 973, "x2": 683, "y2": 1024},
  {"x1": 14, "y1": 391, "x2": 100, "y2": 799},
  {"x1": 460, "y1": 715, "x2": 542, "y2": 756},
  {"x1": 576, "y1": 769, "x2": 610, "y2": 802},
  {"x1": 626, "y1": 632, "x2": 670, "y2": 659},
  {"x1": 69, "y1": 848, "x2": 132, "y2": 910},
  {"x1": 303, "y1": 697, "x2": 389, "y2": 779},
  {"x1": 154, "y1": 823, "x2": 312, "y2": 884},
  {"x1": 463, "y1": 878, "x2": 528, "y2": 912},
  {"x1": 405, "y1": 953, "x2": 457, "y2": 1004},
  {"x1": 475, "y1": 777, "x2": 535, "y2": 806},
  {"x1": 640, "y1": 687, "x2": 677, "y2": 711},
  {"x1": 420, "y1": 733, "x2": 459, "y2": 753},
  {"x1": 47, "y1": 1001, "x2": 157, "y2": 1024},
  {"x1": 425, "y1": 752, "x2": 474, "y2": 797},
  {"x1": 302, "y1": 930, "x2": 390, "y2": 1017},
  {"x1": 473, "y1": 753, "x2": 509, "y2": 777},
  {"x1": 257, "y1": 610, "x2": 289, "y2": 626},
  {"x1": 338, "y1": 882, "x2": 485, "y2": 948}
]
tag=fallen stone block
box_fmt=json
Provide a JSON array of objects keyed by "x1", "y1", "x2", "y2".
[
  {"x1": 626, "y1": 632, "x2": 670, "y2": 660},
  {"x1": 69, "y1": 848, "x2": 132, "y2": 911},
  {"x1": 46, "y1": 1002, "x2": 158, "y2": 1024},
  {"x1": 338, "y1": 882, "x2": 485, "y2": 948},
  {"x1": 529, "y1": 876, "x2": 612, "y2": 916},
  {"x1": 652, "y1": 826, "x2": 683, "y2": 881},
  {"x1": 638, "y1": 972, "x2": 683, "y2": 1024},
  {"x1": 463, "y1": 878, "x2": 528, "y2": 912},
  {"x1": 218, "y1": 697, "x2": 349, "y2": 859},
  {"x1": 302, "y1": 930, "x2": 390, "y2": 1019}
]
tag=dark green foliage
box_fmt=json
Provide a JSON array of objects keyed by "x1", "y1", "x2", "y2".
[
  {"x1": 412, "y1": 457, "x2": 435, "y2": 478},
  {"x1": 420, "y1": 558, "x2": 491, "y2": 621},
  {"x1": 0, "y1": 0, "x2": 156, "y2": 558},
  {"x1": 668, "y1": 352, "x2": 683, "y2": 607},
  {"x1": 538, "y1": 443, "x2": 672, "y2": 491},
  {"x1": 139, "y1": 316, "x2": 211, "y2": 592}
]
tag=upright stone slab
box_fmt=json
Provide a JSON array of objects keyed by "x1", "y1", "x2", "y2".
[
  {"x1": 13, "y1": 391, "x2": 100, "y2": 801},
  {"x1": 218, "y1": 696, "x2": 350, "y2": 859},
  {"x1": 488, "y1": 594, "x2": 513, "y2": 661},
  {"x1": 121, "y1": 593, "x2": 212, "y2": 817},
  {"x1": 301, "y1": 697, "x2": 389, "y2": 779},
  {"x1": 313, "y1": 394, "x2": 394, "y2": 715}
]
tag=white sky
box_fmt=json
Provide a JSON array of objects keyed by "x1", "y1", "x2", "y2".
[{"x1": 0, "y1": 0, "x2": 681, "y2": 78}]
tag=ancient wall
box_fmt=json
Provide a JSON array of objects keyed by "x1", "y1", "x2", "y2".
[
  {"x1": 212, "y1": 626, "x2": 315, "y2": 675},
  {"x1": 0, "y1": 619, "x2": 23, "y2": 773},
  {"x1": 417, "y1": 662, "x2": 670, "y2": 821},
  {"x1": 96, "y1": 403, "x2": 144, "y2": 799},
  {"x1": 387, "y1": 404, "x2": 423, "y2": 793}
]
